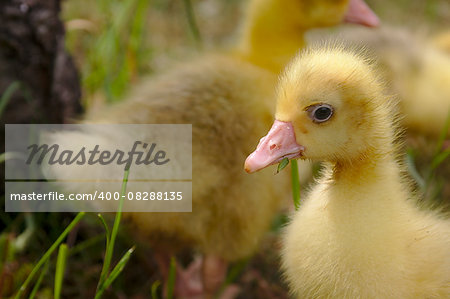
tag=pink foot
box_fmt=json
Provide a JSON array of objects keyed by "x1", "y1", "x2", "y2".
[
  {"x1": 154, "y1": 252, "x2": 240, "y2": 299},
  {"x1": 174, "y1": 257, "x2": 203, "y2": 298}
]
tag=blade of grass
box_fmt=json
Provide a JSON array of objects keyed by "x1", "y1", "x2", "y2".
[
  {"x1": 13, "y1": 213, "x2": 35, "y2": 252},
  {"x1": 28, "y1": 260, "x2": 50, "y2": 299},
  {"x1": 96, "y1": 167, "x2": 129, "y2": 296},
  {"x1": 290, "y1": 159, "x2": 301, "y2": 210},
  {"x1": 429, "y1": 110, "x2": 450, "y2": 173},
  {"x1": 216, "y1": 259, "x2": 248, "y2": 298},
  {"x1": 405, "y1": 149, "x2": 425, "y2": 190},
  {"x1": 83, "y1": 0, "x2": 138, "y2": 102},
  {"x1": 54, "y1": 244, "x2": 68, "y2": 299},
  {"x1": 103, "y1": 246, "x2": 134, "y2": 286},
  {"x1": 69, "y1": 234, "x2": 105, "y2": 257},
  {"x1": 14, "y1": 212, "x2": 85, "y2": 299},
  {"x1": 151, "y1": 281, "x2": 161, "y2": 299},
  {"x1": 128, "y1": 0, "x2": 151, "y2": 77},
  {"x1": 430, "y1": 149, "x2": 450, "y2": 171},
  {"x1": 0, "y1": 233, "x2": 8, "y2": 271},
  {"x1": 0, "y1": 81, "x2": 20, "y2": 117},
  {"x1": 182, "y1": 0, "x2": 202, "y2": 49},
  {"x1": 0, "y1": 152, "x2": 27, "y2": 164},
  {"x1": 97, "y1": 214, "x2": 111, "y2": 251},
  {"x1": 270, "y1": 213, "x2": 289, "y2": 233},
  {"x1": 95, "y1": 246, "x2": 135, "y2": 298},
  {"x1": 224, "y1": 258, "x2": 248, "y2": 286},
  {"x1": 166, "y1": 257, "x2": 176, "y2": 299},
  {"x1": 277, "y1": 158, "x2": 289, "y2": 173},
  {"x1": 434, "y1": 110, "x2": 450, "y2": 157},
  {"x1": 424, "y1": 110, "x2": 450, "y2": 195}
]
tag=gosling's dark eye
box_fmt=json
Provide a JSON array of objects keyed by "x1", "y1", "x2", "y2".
[{"x1": 307, "y1": 104, "x2": 334, "y2": 123}]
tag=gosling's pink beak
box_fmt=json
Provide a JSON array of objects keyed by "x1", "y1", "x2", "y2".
[
  {"x1": 245, "y1": 120, "x2": 305, "y2": 173},
  {"x1": 344, "y1": 0, "x2": 380, "y2": 27}
]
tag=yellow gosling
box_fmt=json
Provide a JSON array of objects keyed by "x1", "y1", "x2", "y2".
[{"x1": 245, "y1": 46, "x2": 450, "y2": 298}]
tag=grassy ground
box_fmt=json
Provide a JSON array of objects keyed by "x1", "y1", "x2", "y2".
[{"x1": 1, "y1": 0, "x2": 449, "y2": 298}]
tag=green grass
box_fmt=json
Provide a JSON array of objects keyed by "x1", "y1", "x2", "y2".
[
  {"x1": 405, "y1": 111, "x2": 450, "y2": 205},
  {"x1": 406, "y1": 148, "x2": 426, "y2": 190},
  {"x1": 424, "y1": 111, "x2": 450, "y2": 201},
  {"x1": 277, "y1": 158, "x2": 301, "y2": 210},
  {"x1": 14, "y1": 212, "x2": 85, "y2": 299},
  {"x1": 182, "y1": 0, "x2": 203, "y2": 49},
  {"x1": 166, "y1": 256, "x2": 177, "y2": 299},
  {"x1": 290, "y1": 159, "x2": 301, "y2": 211},
  {"x1": 54, "y1": 244, "x2": 68, "y2": 299},
  {"x1": 64, "y1": 0, "x2": 152, "y2": 105},
  {"x1": 13, "y1": 213, "x2": 35, "y2": 253},
  {"x1": 0, "y1": 81, "x2": 20, "y2": 117},
  {"x1": 12, "y1": 168, "x2": 133, "y2": 298},
  {"x1": 151, "y1": 280, "x2": 162, "y2": 299},
  {"x1": 95, "y1": 168, "x2": 132, "y2": 299},
  {"x1": 28, "y1": 260, "x2": 49, "y2": 299},
  {"x1": 429, "y1": 111, "x2": 450, "y2": 172},
  {"x1": 95, "y1": 246, "x2": 135, "y2": 298}
]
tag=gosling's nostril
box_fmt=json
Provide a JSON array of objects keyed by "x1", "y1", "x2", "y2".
[{"x1": 269, "y1": 144, "x2": 276, "y2": 150}]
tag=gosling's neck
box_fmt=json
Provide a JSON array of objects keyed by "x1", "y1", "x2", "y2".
[
  {"x1": 333, "y1": 153, "x2": 396, "y2": 184},
  {"x1": 234, "y1": 0, "x2": 306, "y2": 73},
  {"x1": 327, "y1": 143, "x2": 406, "y2": 205},
  {"x1": 316, "y1": 146, "x2": 411, "y2": 242}
]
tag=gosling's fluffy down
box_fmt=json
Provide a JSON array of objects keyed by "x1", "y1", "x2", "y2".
[
  {"x1": 433, "y1": 30, "x2": 450, "y2": 54},
  {"x1": 111, "y1": 56, "x2": 288, "y2": 260},
  {"x1": 282, "y1": 48, "x2": 450, "y2": 298},
  {"x1": 49, "y1": 55, "x2": 287, "y2": 260},
  {"x1": 246, "y1": 47, "x2": 450, "y2": 298}
]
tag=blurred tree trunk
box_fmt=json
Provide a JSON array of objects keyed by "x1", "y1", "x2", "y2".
[
  {"x1": 0, "y1": 0, "x2": 82, "y2": 127},
  {"x1": 0, "y1": 0, "x2": 82, "y2": 192}
]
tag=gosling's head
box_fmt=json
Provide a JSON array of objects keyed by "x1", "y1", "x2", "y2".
[
  {"x1": 245, "y1": 46, "x2": 395, "y2": 173},
  {"x1": 247, "y1": 0, "x2": 379, "y2": 35},
  {"x1": 297, "y1": 0, "x2": 379, "y2": 28}
]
